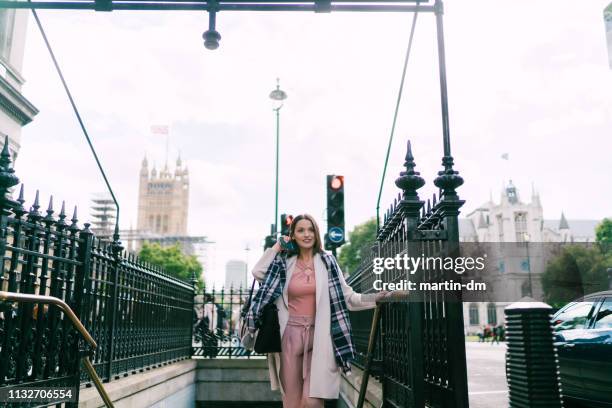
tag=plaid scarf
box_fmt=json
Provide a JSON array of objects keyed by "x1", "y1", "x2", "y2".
[{"x1": 246, "y1": 251, "x2": 355, "y2": 373}]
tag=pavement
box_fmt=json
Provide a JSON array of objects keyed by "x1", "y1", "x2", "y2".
[{"x1": 466, "y1": 341, "x2": 509, "y2": 408}]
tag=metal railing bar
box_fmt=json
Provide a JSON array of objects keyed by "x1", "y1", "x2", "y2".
[
  {"x1": 4, "y1": 247, "x2": 82, "y2": 265},
  {"x1": 0, "y1": 291, "x2": 114, "y2": 408}
]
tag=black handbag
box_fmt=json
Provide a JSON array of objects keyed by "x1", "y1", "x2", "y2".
[
  {"x1": 254, "y1": 302, "x2": 282, "y2": 353},
  {"x1": 240, "y1": 279, "x2": 282, "y2": 354}
]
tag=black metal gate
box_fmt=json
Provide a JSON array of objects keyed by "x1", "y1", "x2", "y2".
[{"x1": 347, "y1": 139, "x2": 468, "y2": 408}]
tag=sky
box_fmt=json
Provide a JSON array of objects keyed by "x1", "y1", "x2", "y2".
[{"x1": 13, "y1": 0, "x2": 612, "y2": 286}]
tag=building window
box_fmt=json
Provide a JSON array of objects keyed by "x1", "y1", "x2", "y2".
[
  {"x1": 496, "y1": 214, "x2": 504, "y2": 241},
  {"x1": 469, "y1": 303, "x2": 479, "y2": 325},
  {"x1": 521, "y1": 281, "x2": 531, "y2": 298},
  {"x1": 520, "y1": 258, "x2": 530, "y2": 271},
  {"x1": 498, "y1": 261, "x2": 505, "y2": 273},
  {"x1": 515, "y1": 212, "x2": 528, "y2": 242},
  {"x1": 0, "y1": 9, "x2": 15, "y2": 62},
  {"x1": 487, "y1": 303, "x2": 497, "y2": 325}
]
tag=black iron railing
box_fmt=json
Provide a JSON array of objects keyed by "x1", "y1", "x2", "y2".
[
  {"x1": 347, "y1": 139, "x2": 468, "y2": 408},
  {"x1": 192, "y1": 286, "x2": 263, "y2": 359},
  {"x1": 0, "y1": 137, "x2": 194, "y2": 398}
]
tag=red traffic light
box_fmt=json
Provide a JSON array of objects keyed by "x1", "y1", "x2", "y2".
[
  {"x1": 330, "y1": 176, "x2": 344, "y2": 190},
  {"x1": 285, "y1": 215, "x2": 293, "y2": 225}
]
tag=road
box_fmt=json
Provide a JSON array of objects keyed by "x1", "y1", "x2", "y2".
[{"x1": 466, "y1": 341, "x2": 508, "y2": 408}]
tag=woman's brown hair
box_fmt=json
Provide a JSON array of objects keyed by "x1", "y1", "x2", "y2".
[{"x1": 289, "y1": 214, "x2": 323, "y2": 254}]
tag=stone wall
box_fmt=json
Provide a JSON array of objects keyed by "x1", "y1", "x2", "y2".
[{"x1": 79, "y1": 360, "x2": 196, "y2": 408}]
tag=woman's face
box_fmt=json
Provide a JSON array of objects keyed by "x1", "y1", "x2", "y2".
[{"x1": 292, "y1": 219, "x2": 316, "y2": 251}]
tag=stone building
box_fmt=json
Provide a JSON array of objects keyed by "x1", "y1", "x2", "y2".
[
  {"x1": 0, "y1": 8, "x2": 38, "y2": 158},
  {"x1": 137, "y1": 156, "x2": 189, "y2": 236},
  {"x1": 459, "y1": 181, "x2": 599, "y2": 334}
]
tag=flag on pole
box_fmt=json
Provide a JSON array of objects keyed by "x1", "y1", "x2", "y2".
[
  {"x1": 501, "y1": 153, "x2": 509, "y2": 160},
  {"x1": 151, "y1": 125, "x2": 169, "y2": 135}
]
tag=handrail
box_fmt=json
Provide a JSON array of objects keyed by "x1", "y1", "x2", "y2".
[{"x1": 0, "y1": 291, "x2": 115, "y2": 408}]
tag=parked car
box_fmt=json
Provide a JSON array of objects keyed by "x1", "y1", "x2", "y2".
[{"x1": 552, "y1": 290, "x2": 612, "y2": 407}]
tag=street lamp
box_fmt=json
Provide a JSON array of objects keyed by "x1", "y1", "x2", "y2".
[
  {"x1": 269, "y1": 78, "x2": 287, "y2": 236},
  {"x1": 523, "y1": 232, "x2": 533, "y2": 297}
]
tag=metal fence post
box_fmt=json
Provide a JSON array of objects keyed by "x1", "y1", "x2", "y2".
[
  {"x1": 0, "y1": 136, "x2": 20, "y2": 384},
  {"x1": 505, "y1": 300, "x2": 563, "y2": 408},
  {"x1": 105, "y1": 238, "x2": 124, "y2": 380},
  {"x1": 74, "y1": 221, "x2": 94, "y2": 389},
  {"x1": 395, "y1": 140, "x2": 425, "y2": 407},
  {"x1": 190, "y1": 271, "x2": 198, "y2": 357}
]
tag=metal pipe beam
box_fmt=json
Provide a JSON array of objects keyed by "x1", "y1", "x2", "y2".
[{"x1": 0, "y1": 1, "x2": 434, "y2": 11}]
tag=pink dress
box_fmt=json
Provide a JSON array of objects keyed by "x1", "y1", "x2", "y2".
[{"x1": 280, "y1": 258, "x2": 323, "y2": 408}]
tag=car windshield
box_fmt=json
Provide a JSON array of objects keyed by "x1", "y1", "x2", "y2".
[
  {"x1": 593, "y1": 298, "x2": 612, "y2": 330},
  {"x1": 553, "y1": 301, "x2": 595, "y2": 332}
]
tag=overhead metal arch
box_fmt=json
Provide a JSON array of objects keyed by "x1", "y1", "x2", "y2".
[
  {"x1": 0, "y1": 0, "x2": 436, "y2": 49},
  {"x1": 0, "y1": 0, "x2": 430, "y2": 12}
]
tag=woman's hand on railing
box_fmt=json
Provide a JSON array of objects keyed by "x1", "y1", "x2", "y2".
[
  {"x1": 374, "y1": 291, "x2": 390, "y2": 302},
  {"x1": 375, "y1": 290, "x2": 409, "y2": 303}
]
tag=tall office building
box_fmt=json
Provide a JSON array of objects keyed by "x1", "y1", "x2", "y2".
[
  {"x1": 90, "y1": 192, "x2": 116, "y2": 239},
  {"x1": 225, "y1": 260, "x2": 247, "y2": 289}
]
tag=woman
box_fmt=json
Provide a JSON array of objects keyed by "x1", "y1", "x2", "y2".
[{"x1": 249, "y1": 214, "x2": 388, "y2": 408}]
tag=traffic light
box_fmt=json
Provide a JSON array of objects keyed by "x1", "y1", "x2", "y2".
[
  {"x1": 264, "y1": 223, "x2": 277, "y2": 250},
  {"x1": 280, "y1": 214, "x2": 293, "y2": 237},
  {"x1": 326, "y1": 175, "x2": 345, "y2": 248}
]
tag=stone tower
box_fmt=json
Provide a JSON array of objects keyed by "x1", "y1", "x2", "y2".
[{"x1": 137, "y1": 156, "x2": 189, "y2": 235}]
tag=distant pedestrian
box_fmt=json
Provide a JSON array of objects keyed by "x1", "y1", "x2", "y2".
[
  {"x1": 491, "y1": 325, "x2": 500, "y2": 345},
  {"x1": 478, "y1": 326, "x2": 486, "y2": 342}
]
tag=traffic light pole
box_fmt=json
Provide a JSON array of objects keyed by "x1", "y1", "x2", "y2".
[{"x1": 274, "y1": 105, "x2": 281, "y2": 236}]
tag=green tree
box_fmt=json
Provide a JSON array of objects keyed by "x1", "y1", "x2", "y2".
[
  {"x1": 595, "y1": 217, "x2": 612, "y2": 244},
  {"x1": 338, "y1": 218, "x2": 377, "y2": 275},
  {"x1": 541, "y1": 218, "x2": 612, "y2": 307},
  {"x1": 139, "y1": 242, "x2": 204, "y2": 288},
  {"x1": 541, "y1": 244, "x2": 611, "y2": 308}
]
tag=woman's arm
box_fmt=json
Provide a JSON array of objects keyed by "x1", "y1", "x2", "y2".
[
  {"x1": 335, "y1": 260, "x2": 380, "y2": 311},
  {"x1": 251, "y1": 247, "x2": 280, "y2": 283}
]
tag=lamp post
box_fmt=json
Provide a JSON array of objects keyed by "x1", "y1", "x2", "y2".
[
  {"x1": 523, "y1": 232, "x2": 533, "y2": 297},
  {"x1": 269, "y1": 78, "x2": 287, "y2": 236}
]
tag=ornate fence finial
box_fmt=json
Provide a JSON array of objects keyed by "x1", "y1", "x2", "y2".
[
  {"x1": 13, "y1": 184, "x2": 26, "y2": 218},
  {"x1": 58, "y1": 201, "x2": 67, "y2": 224},
  {"x1": 29, "y1": 190, "x2": 41, "y2": 218},
  {"x1": 45, "y1": 195, "x2": 55, "y2": 222},
  {"x1": 395, "y1": 140, "x2": 425, "y2": 201},
  {"x1": 0, "y1": 136, "x2": 19, "y2": 210},
  {"x1": 69, "y1": 206, "x2": 79, "y2": 231},
  {"x1": 434, "y1": 153, "x2": 463, "y2": 200},
  {"x1": 432, "y1": 193, "x2": 437, "y2": 207},
  {"x1": 17, "y1": 184, "x2": 25, "y2": 205}
]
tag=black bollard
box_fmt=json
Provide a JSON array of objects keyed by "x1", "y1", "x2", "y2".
[{"x1": 505, "y1": 299, "x2": 563, "y2": 408}]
